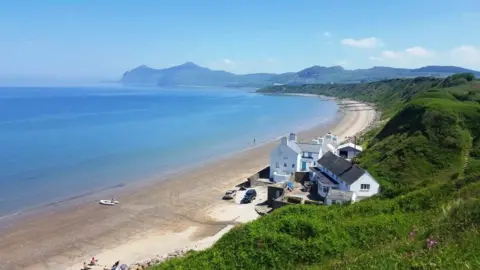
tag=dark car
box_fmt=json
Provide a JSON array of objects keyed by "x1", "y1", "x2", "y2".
[
  {"x1": 222, "y1": 189, "x2": 237, "y2": 200},
  {"x1": 241, "y1": 189, "x2": 257, "y2": 204}
]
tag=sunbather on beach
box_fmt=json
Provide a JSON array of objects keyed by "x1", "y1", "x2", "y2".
[{"x1": 89, "y1": 257, "x2": 97, "y2": 265}]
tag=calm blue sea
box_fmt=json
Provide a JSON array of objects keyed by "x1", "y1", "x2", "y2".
[{"x1": 0, "y1": 85, "x2": 338, "y2": 217}]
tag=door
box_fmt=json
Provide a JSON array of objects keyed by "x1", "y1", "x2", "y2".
[{"x1": 301, "y1": 162, "x2": 307, "y2": 170}]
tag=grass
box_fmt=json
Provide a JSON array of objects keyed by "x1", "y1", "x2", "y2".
[{"x1": 150, "y1": 74, "x2": 480, "y2": 270}]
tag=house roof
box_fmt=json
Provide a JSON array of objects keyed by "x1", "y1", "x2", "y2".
[
  {"x1": 310, "y1": 167, "x2": 339, "y2": 185},
  {"x1": 297, "y1": 143, "x2": 321, "y2": 153},
  {"x1": 326, "y1": 189, "x2": 354, "y2": 201},
  {"x1": 337, "y1": 143, "x2": 363, "y2": 152},
  {"x1": 287, "y1": 141, "x2": 302, "y2": 154},
  {"x1": 317, "y1": 152, "x2": 366, "y2": 185}
]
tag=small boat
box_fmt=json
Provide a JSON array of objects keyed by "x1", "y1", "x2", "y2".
[{"x1": 99, "y1": 199, "x2": 119, "y2": 206}]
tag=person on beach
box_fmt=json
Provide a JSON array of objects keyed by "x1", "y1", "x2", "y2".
[
  {"x1": 111, "y1": 260, "x2": 120, "y2": 270},
  {"x1": 89, "y1": 257, "x2": 97, "y2": 265},
  {"x1": 83, "y1": 262, "x2": 91, "y2": 270},
  {"x1": 254, "y1": 139, "x2": 256, "y2": 145}
]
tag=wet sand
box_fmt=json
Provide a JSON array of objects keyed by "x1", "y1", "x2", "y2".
[{"x1": 0, "y1": 101, "x2": 376, "y2": 270}]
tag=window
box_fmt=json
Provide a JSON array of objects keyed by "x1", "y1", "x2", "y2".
[
  {"x1": 275, "y1": 162, "x2": 279, "y2": 168},
  {"x1": 332, "y1": 200, "x2": 337, "y2": 204},
  {"x1": 308, "y1": 152, "x2": 312, "y2": 157},
  {"x1": 303, "y1": 152, "x2": 308, "y2": 157},
  {"x1": 292, "y1": 164, "x2": 295, "y2": 168},
  {"x1": 360, "y1": 184, "x2": 370, "y2": 191},
  {"x1": 284, "y1": 163, "x2": 287, "y2": 167},
  {"x1": 323, "y1": 186, "x2": 329, "y2": 193}
]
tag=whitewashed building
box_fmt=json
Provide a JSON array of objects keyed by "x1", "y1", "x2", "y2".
[
  {"x1": 310, "y1": 152, "x2": 379, "y2": 202},
  {"x1": 337, "y1": 143, "x2": 363, "y2": 160},
  {"x1": 325, "y1": 189, "x2": 357, "y2": 205},
  {"x1": 269, "y1": 133, "x2": 339, "y2": 182}
]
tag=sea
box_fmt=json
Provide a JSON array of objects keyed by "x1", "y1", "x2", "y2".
[{"x1": 0, "y1": 84, "x2": 338, "y2": 217}]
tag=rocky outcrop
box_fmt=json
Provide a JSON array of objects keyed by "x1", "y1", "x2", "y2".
[{"x1": 128, "y1": 248, "x2": 190, "y2": 269}]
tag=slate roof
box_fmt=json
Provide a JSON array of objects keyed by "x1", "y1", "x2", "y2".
[
  {"x1": 317, "y1": 152, "x2": 366, "y2": 185},
  {"x1": 337, "y1": 143, "x2": 363, "y2": 152},
  {"x1": 310, "y1": 167, "x2": 339, "y2": 185},
  {"x1": 326, "y1": 189, "x2": 354, "y2": 201},
  {"x1": 297, "y1": 143, "x2": 321, "y2": 153},
  {"x1": 287, "y1": 142, "x2": 302, "y2": 154}
]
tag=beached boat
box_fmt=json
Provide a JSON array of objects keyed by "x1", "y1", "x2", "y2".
[{"x1": 99, "y1": 199, "x2": 119, "y2": 205}]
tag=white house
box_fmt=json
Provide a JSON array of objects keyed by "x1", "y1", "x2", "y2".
[
  {"x1": 269, "y1": 133, "x2": 339, "y2": 182},
  {"x1": 337, "y1": 143, "x2": 363, "y2": 160},
  {"x1": 310, "y1": 152, "x2": 380, "y2": 202}
]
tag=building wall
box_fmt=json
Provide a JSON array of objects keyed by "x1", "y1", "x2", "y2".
[
  {"x1": 273, "y1": 172, "x2": 291, "y2": 183},
  {"x1": 349, "y1": 172, "x2": 380, "y2": 197},
  {"x1": 300, "y1": 156, "x2": 316, "y2": 171},
  {"x1": 325, "y1": 192, "x2": 356, "y2": 206},
  {"x1": 269, "y1": 143, "x2": 299, "y2": 178},
  {"x1": 267, "y1": 184, "x2": 285, "y2": 206},
  {"x1": 317, "y1": 182, "x2": 329, "y2": 197},
  {"x1": 346, "y1": 150, "x2": 361, "y2": 159}
]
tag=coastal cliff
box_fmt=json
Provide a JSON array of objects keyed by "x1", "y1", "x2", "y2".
[{"x1": 150, "y1": 74, "x2": 480, "y2": 269}]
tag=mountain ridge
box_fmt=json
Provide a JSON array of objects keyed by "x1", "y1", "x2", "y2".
[{"x1": 121, "y1": 62, "x2": 480, "y2": 87}]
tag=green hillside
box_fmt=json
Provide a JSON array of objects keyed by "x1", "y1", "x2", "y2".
[{"x1": 151, "y1": 74, "x2": 480, "y2": 269}]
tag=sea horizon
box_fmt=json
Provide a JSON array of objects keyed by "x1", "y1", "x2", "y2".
[{"x1": 0, "y1": 85, "x2": 339, "y2": 218}]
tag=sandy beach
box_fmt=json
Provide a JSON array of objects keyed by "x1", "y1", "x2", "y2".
[{"x1": 0, "y1": 100, "x2": 376, "y2": 270}]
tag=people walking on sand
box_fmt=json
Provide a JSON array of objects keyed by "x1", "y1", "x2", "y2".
[
  {"x1": 111, "y1": 260, "x2": 120, "y2": 270},
  {"x1": 254, "y1": 138, "x2": 256, "y2": 145}
]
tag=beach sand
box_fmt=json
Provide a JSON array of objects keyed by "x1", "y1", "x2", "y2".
[{"x1": 0, "y1": 101, "x2": 376, "y2": 270}]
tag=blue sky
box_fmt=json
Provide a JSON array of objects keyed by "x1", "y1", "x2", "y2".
[{"x1": 0, "y1": 0, "x2": 479, "y2": 80}]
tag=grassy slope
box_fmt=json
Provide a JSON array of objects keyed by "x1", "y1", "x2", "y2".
[{"x1": 152, "y1": 74, "x2": 480, "y2": 270}]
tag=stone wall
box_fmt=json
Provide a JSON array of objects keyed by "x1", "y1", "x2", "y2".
[{"x1": 294, "y1": 171, "x2": 310, "y2": 183}]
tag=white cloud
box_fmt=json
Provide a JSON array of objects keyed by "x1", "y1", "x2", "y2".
[
  {"x1": 450, "y1": 45, "x2": 480, "y2": 67},
  {"x1": 324, "y1": 31, "x2": 331, "y2": 37},
  {"x1": 209, "y1": 58, "x2": 239, "y2": 71},
  {"x1": 369, "y1": 46, "x2": 435, "y2": 66},
  {"x1": 381, "y1": 50, "x2": 403, "y2": 59},
  {"x1": 366, "y1": 45, "x2": 480, "y2": 70},
  {"x1": 405, "y1": 46, "x2": 434, "y2": 57},
  {"x1": 222, "y1": 58, "x2": 236, "y2": 66},
  {"x1": 341, "y1": 37, "x2": 382, "y2": 49}
]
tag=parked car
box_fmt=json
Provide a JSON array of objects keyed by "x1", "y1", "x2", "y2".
[
  {"x1": 223, "y1": 189, "x2": 237, "y2": 200},
  {"x1": 241, "y1": 189, "x2": 257, "y2": 204}
]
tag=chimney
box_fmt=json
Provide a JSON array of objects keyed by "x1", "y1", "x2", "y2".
[
  {"x1": 288, "y1": 133, "x2": 297, "y2": 142},
  {"x1": 281, "y1": 136, "x2": 288, "y2": 145},
  {"x1": 318, "y1": 138, "x2": 325, "y2": 145}
]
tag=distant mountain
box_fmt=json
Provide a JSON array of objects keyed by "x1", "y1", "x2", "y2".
[
  {"x1": 410, "y1": 65, "x2": 479, "y2": 74},
  {"x1": 122, "y1": 62, "x2": 276, "y2": 87},
  {"x1": 121, "y1": 62, "x2": 480, "y2": 87}
]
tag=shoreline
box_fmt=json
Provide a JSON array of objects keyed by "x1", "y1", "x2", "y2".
[
  {"x1": 0, "y1": 99, "x2": 376, "y2": 270},
  {"x1": 0, "y1": 98, "x2": 339, "y2": 224}
]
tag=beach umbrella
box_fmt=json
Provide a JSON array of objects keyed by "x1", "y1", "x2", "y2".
[{"x1": 119, "y1": 264, "x2": 129, "y2": 270}]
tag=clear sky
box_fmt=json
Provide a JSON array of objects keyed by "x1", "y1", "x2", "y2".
[{"x1": 0, "y1": 0, "x2": 479, "y2": 80}]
